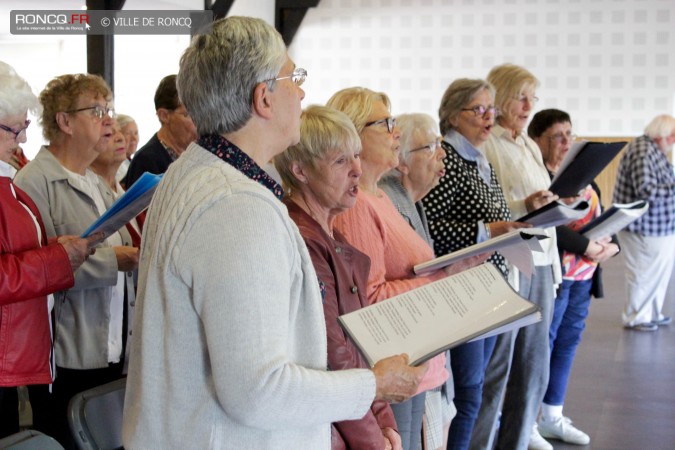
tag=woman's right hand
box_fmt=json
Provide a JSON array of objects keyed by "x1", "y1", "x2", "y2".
[
  {"x1": 382, "y1": 427, "x2": 402, "y2": 450},
  {"x1": 524, "y1": 190, "x2": 558, "y2": 212},
  {"x1": 487, "y1": 221, "x2": 532, "y2": 237},
  {"x1": 371, "y1": 354, "x2": 428, "y2": 404},
  {"x1": 58, "y1": 232, "x2": 104, "y2": 272}
]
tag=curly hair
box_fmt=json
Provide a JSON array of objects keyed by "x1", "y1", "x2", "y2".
[{"x1": 39, "y1": 73, "x2": 111, "y2": 142}]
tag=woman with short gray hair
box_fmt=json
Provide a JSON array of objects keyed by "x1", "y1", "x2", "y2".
[{"x1": 123, "y1": 17, "x2": 425, "y2": 450}]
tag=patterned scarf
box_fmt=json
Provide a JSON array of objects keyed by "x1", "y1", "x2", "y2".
[{"x1": 197, "y1": 133, "x2": 284, "y2": 200}]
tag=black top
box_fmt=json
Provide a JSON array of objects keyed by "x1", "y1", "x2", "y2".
[
  {"x1": 123, "y1": 133, "x2": 174, "y2": 187},
  {"x1": 423, "y1": 141, "x2": 511, "y2": 275}
]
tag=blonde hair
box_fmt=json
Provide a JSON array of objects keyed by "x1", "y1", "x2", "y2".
[
  {"x1": 326, "y1": 87, "x2": 391, "y2": 133},
  {"x1": 487, "y1": 64, "x2": 538, "y2": 126},
  {"x1": 39, "y1": 73, "x2": 111, "y2": 142},
  {"x1": 274, "y1": 105, "x2": 361, "y2": 193}
]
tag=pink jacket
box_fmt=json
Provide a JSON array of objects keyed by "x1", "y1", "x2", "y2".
[{"x1": 334, "y1": 190, "x2": 449, "y2": 393}]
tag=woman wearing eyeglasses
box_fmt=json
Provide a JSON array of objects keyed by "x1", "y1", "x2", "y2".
[
  {"x1": 0, "y1": 62, "x2": 98, "y2": 439},
  {"x1": 14, "y1": 73, "x2": 138, "y2": 447},
  {"x1": 377, "y1": 113, "x2": 452, "y2": 450},
  {"x1": 420, "y1": 78, "x2": 528, "y2": 450},
  {"x1": 468, "y1": 64, "x2": 563, "y2": 450},
  {"x1": 328, "y1": 88, "x2": 483, "y2": 450},
  {"x1": 527, "y1": 109, "x2": 619, "y2": 447}
]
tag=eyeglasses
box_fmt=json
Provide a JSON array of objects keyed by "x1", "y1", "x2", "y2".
[
  {"x1": 64, "y1": 105, "x2": 115, "y2": 120},
  {"x1": 409, "y1": 138, "x2": 442, "y2": 154},
  {"x1": 265, "y1": 67, "x2": 307, "y2": 87},
  {"x1": 547, "y1": 131, "x2": 577, "y2": 144},
  {"x1": 0, "y1": 120, "x2": 30, "y2": 141},
  {"x1": 364, "y1": 116, "x2": 397, "y2": 134},
  {"x1": 515, "y1": 94, "x2": 539, "y2": 105},
  {"x1": 461, "y1": 105, "x2": 499, "y2": 117}
]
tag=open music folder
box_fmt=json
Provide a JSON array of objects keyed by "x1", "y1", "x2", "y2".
[
  {"x1": 338, "y1": 264, "x2": 541, "y2": 367},
  {"x1": 81, "y1": 172, "x2": 162, "y2": 238},
  {"x1": 549, "y1": 140, "x2": 627, "y2": 197},
  {"x1": 579, "y1": 200, "x2": 649, "y2": 240},
  {"x1": 516, "y1": 200, "x2": 590, "y2": 228}
]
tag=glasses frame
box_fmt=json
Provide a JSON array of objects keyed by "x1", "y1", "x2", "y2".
[
  {"x1": 265, "y1": 67, "x2": 307, "y2": 87},
  {"x1": 461, "y1": 105, "x2": 499, "y2": 117},
  {"x1": 409, "y1": 138, "x2": 442, "y2": 154},
  {"x1": 515, "y1": 95, "x2": 539, "y2": 105},
  {"x1": 547, "y1": 131, "x2": 577, "y2": 144},
  {"x1": 364, "y1": 116, "x2": 397, "y2": 134},
  {"x1": 0, "y1": 120, "x2": 31, "y2": 141},
  {"x1": 64, "y1": 105, "x2": 115, "y2": 120}
]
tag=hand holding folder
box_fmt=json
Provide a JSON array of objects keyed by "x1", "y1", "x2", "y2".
[{"x1": 81, "y1": 172, "x2": 162, "y2": 238}]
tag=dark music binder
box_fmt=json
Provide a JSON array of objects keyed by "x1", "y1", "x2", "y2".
[{"x1": 549, "y1": 141, "x2": 627, "y2": 197}]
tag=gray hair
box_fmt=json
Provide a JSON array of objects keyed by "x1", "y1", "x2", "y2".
[
  {"x1": 274, "y1": 105, "x2": 361, "y2": 193},
  {"x1": 116, "y1": 113, "x2": 136, "y2": 129},
  {"x1": 398, "y1": 113, "x2": 438, "y2": 164},
  {"x1": 438, "y1": 78, "x2": 495, "y2": 136},
  {"x1": 0, "y1": 61, "x2": 40, "y2": 119},
  {"x1": 177, "y1": 16, "x2": 287, "y2": 135},
  {"x1": 644, "y1": 114, "x2": 675, "y2": 140},
  {"x1": 326, "y1": 87, "x2": 392, "y2": 133}
]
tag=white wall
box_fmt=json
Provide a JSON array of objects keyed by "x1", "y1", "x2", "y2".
[
  {"x1": 289, "y1": 0, "x2": 675, "y2": 137},
  {"x1": 2, "y1": 0, "x2": 673, "y2": 160},
  {"x1": 0, "y1": 0, "x2": 277, "y2": 159}
]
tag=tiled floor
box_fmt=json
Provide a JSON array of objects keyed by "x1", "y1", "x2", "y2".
[{"x1": 549, "y1": 254, "x2": 675, "y2": 450}]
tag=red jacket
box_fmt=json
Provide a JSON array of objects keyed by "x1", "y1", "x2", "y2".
[
  {"x1": 287, "y1": 201, "x2": 397, "y2": 450},
  {"x1": 0, "y1": 177, "x2": 74, "y2": 386}
]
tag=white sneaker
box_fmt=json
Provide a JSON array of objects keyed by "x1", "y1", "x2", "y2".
[
  {"x1": 528, "y1": 423, "x2": 553, "y2": 450},
  {"x1": 538, "y1": 416, "x2": 590, "y2": 445}
]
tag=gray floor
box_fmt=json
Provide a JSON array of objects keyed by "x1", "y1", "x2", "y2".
[{"x1": 549, "y1": 254, "x2": 675, "y2": 450}]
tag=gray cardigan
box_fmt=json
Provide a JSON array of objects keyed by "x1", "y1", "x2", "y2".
[
  {"x1": 123, "y1": 144, "x2": 375, "y2": 449},
  {"x1": 14, "y1": 147, "x2": 135, "y2": 369}
]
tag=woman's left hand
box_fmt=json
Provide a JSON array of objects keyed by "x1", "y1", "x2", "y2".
[
  {"x1": 595, "y1": 242, "x2": 620, "y2": 262},
  {"x1": 382, "y1": 427, "x2": 402, "y2": 450}
]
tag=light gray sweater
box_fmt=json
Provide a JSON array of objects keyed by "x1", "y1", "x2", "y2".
[{"x1": 122, "y1": 144, "x2": 375, "y2": 449}]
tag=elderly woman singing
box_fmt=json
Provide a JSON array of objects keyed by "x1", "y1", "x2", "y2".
[
  {"x1": 328, "y1": 87, "x2": 485, "y2": 450},
  {"x1": 275, "y1": 104, "x2": 402, "y2": 450}
]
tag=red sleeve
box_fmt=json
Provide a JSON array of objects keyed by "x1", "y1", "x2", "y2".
[{"x1": 0, "y1": 243, "x2": 74, "y2": 305}]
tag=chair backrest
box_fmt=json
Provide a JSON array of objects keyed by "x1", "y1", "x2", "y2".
[
  {"x1": 0, "y1": 429, "x2": 64, "y2": 450},
  {"x1": 67, "y1": 378, "x2": 126, "y2": 450}
]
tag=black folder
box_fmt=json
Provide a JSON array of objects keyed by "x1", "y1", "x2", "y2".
[{"x1": 549, "y1": 141, "x2": 627, "y2": 197}]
